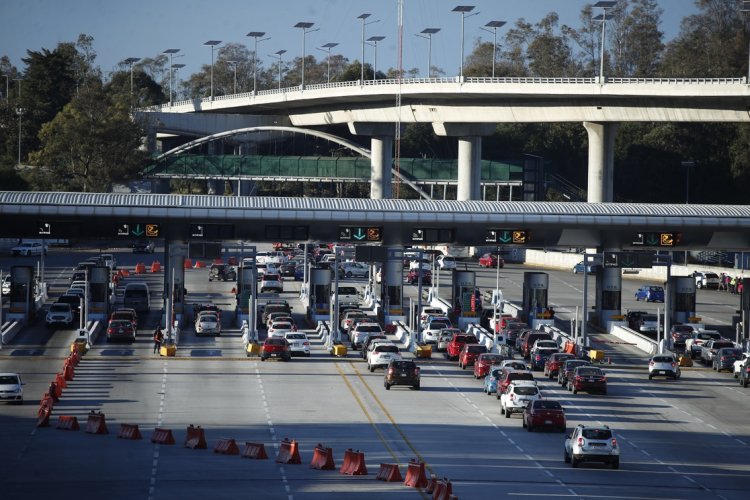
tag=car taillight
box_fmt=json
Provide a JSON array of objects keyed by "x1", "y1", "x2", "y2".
[
  {"x1": 388, "y1": 368, "x2": 395, "y2": 375},
  {"x1": 649, "y1": 361, "x2": 654, "y2": 366},
  {"x1": 577, "y1": 437, "x2": 584, "y2": 446},
  {"x1": 509, "y1": 393, "x2": 515, "y2": 400},
  {"x1": 414, "y1": 368, "x2": 420, "y2": 375},
  {"x1": 611, "y1": 438, "x2": 618, "y2": 448},
  {"x1": 671, "y1": 362, "x2": 676, "y2": 367},
  {"x1": 303, "y1": 341, "x2": 310, "y2": 346},
  {"x1": 535, "y1": 354, "x2": 541, "y2": 361},
  {"x1": 575, "y1": 376, "x2": 583, "y2": 381}
]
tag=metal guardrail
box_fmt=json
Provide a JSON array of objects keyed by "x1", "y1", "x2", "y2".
[{"x1": 140, "y1": 76, "x2": 749, "y2": 113}]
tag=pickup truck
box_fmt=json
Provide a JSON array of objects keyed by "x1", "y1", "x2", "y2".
[
  {"x1": 685, "y1": 330, "x2": 722, "y2": 359},
  {"x1": 446, "y1": 333, "x2": 479, "y2": 361},
  {"x1": 733, "y1": 352, "x2": 750, "y2": 378},
  {"x1": 699, "y1": 339, "x2": 735, "y2": 366}
]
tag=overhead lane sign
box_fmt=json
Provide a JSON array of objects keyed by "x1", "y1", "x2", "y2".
[
  {"x1": 485, "y1": 229, "x2": 529, "y2": 244},
  {"x1": 632, "y1": 232, "x2": 681, "y2": 247},
  {"x1": 411, "y1": 228, "x2": 454, "y2": 243},
  {"x1": 339, "y1": 226, "x2": 382, "y2": 242},
  {"x1": 116, "y1": 223, "x2": 160, "y2": 238}
]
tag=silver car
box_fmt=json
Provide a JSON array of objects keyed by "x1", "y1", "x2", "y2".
[
  {"x1": 0, "y1": 373, "x2": 24, "y2": 404},
  {"x1": 437, "y1": 328, "x2": 461, "y2": 352},
  {"x1": 564, "y1": 424, "x2": 620, "y2": 469},
  {"x1": 648, "y1": 354, "x2": 680, "y2": 379}
]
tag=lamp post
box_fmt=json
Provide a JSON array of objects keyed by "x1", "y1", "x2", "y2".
[
  {"x1": 247, "y1": 31, "x2": 271, "y2": 94},
  {"x1": 14, "y1": 78, "x2": 23, "y2": 166},
  {"x1": 357, "y1": 13, "x2": 380, "y2": 82},
  {"x1": 294, "y1": 22, "x2": 319, "y2": 88},
  {"x1": 163, "y1": 49, "x2": 180, "y2": 105},
  {"x1": 203, "y1": 40, "x2": 222, "y2": 99},
  {"x1": 416, "y1": 28, "x2": 440, "y2": 78},
  {"x1": 123, "y1": 57, "x2": 140, "y2": 95},
  {"x1": 317, "y1": 42, "x2": 339, "y2": 84},
  {"x1": 172, "y1": 63, "x2": 185, "y2": 100},
  {"x1": 742, "y1": 1, "x2": 750, "y2": 82},
  {"x1": 269, "y1": 50, "x2": 287, "y2": 89},
  {"x1": 480, "y1": 21, "x2": 506, "y2": 78},
  {"x1": 452, "y1": 6, "x2": 479, "y2": 81},
  {"x1": 226, "y1": 60, "x2": 239, "y2": 94},
  {"x1": 593, "y1": 1, "x2": 617, "y2": 83},
  {"x1": 682, "y1": 160, "x2": 694, "y2": 264},
  {"x1": 366, "y1": 36, "x2": 385, "y2": 80}
]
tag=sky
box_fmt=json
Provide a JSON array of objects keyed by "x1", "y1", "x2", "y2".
[{"x1": 2, "y1": 0, "x2": 699, "y2": 82}]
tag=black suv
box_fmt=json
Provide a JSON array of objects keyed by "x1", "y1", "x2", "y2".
[
  {"x1": 209, "y1": 263, "x2": 237, "y2": 282},
  {"x1": 384, "y1": 359, "x2": 421, "y2": 390}
]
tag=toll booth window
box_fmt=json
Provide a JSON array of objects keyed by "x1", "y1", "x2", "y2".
[
  {"x1": 386, "y1": 286, "x2": 402, "y2": 308},
  {"x1": 674, "y1": 293, "x2": 695, "y2": 313},
  {"x1": 313, "y1": 285, "x2": 330, "y2": 307},
  {"x1": 601, "y1": 290, "x2": 621, "y2": 311},
  {"x1": 90, "y1": 283, "x2": 107, "y2": 300},
  {"x1": 531, "y1": 289, "x2": 548, "y2": 309},
  {"x1": 10, "y1": 283, "x2": 29, "y2": 302}
]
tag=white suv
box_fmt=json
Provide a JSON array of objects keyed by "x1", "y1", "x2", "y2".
[
  {"x1": 46, "y1": 303, "x2": 74, "y2": 328},
  {"x1": 351, "y1": 322, "x2": 384, "y2": 350},
  {"x1": 422, "y1": 318, "x2": 452, "y2": 344},
  {"x1": 0, "y1": 373, "x2": 24, "y2": 404},
  {"x1": 500, "y1": 381, "x2": 541, "y2": 418},
  {"x1": 693, "y1": 271, "x2": 720, "y2": 289},
  {"x1": 260, "y1": 273, "x2": 283, "y2": 293},
  {"x1": 648, "y1": 354, "x2": 680, "y2": 380},
  {"x1": 367, "y1": 342, "x2": 401, "y2": 372},
  {"x1": 564, "y1": 424, "x2": 620, "y2": 469}
]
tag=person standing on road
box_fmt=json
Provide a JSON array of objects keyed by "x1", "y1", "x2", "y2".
[{"x1": 153, "y1": 327, "x2": 164, "y2": 354}]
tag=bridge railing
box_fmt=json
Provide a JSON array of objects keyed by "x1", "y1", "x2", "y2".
[{"x1": 139, "y1": 76, "x2": 749, "y2": 113}]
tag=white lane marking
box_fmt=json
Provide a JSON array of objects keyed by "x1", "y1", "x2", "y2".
[
  {"x1": 256, "y1": 366, "x2": 293, "y2": 500},
  {"x1": 148, "y1": 360, "x2": 169, "y2": 500}
]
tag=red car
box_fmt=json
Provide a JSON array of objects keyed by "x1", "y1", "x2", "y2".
[
  {"x1": 523, "y1": 399, "x2": 566, "y2": 432},
  {"x1": 570, "y1": 366, "x2": 607, "y2": 395},
  {"x1": 473, "y1": 353, "x2": 506, "y2": 379},
  {"x1": 106, "y1": 319, "x2": 136, "y2": 343},
  {"x1": 458, "y1": 344, "x2": 488, "y2": 369},
  {"x1": 260, "y1": 337, "x2": 291, "y2": 361},
  {"x1": 496, "y1": 369, "x2": 535, "y2": 397},
  {"x1": 446, "y1": 333, "x2": 478, "y2": 361},
  {"x1": 543, "y1": 353, "x2": 576, "y2": 379},
  {"x1": 478, "y1": 253, "x2": 504, "y2": 268},
  {"x1": 406, "y1": 269, "x2": 432, "y2": 285}
]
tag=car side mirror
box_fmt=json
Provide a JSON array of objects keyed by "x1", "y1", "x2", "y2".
[{"x1": 565, "y1": 434, "x2": 571, "y2": 439}]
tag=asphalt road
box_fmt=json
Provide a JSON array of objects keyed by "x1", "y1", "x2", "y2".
[{"x1": 1, "y1": 248, "x2": 748, "y2": 500}]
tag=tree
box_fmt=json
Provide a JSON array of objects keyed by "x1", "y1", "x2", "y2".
[
  {"x1": 29, "y1": 84, "x2": 146, "y2": 192},
  {"x1": 609, "y1": 0, "x2": 665, "y2": 77}
]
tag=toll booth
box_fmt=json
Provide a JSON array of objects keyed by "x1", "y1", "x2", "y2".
[
  {"x1": 451, "y1": 270, "x2": 478, "y2": 330},
  {"x1": 596, "y1": 267, "x2": 622, "y2": 327},
  {"x1": 236, "y1": 257, "x2": 257, "y2": 331},
  {"x1": 309, "y1": 267, "x2": 332, "y2": 322},
  {"x1": 379, "y1": 248, "x2": 405, "y2": 324},
  {"x1": 668, "y1": 276, "x2": 696, "y2": 325},
  {"x1": 88, "y1": 266, "x2": 111, "y2": 321},
  {"x1": 522, "y1": 272, "x2": 553, "y2": 330},
  {"x1": 7, "y1": 266, "x2": 36, "y2": 323}
]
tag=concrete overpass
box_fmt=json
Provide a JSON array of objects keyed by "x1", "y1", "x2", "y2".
[{"x1": 139, "y1": 76, "x2": 750, "y2": 203}]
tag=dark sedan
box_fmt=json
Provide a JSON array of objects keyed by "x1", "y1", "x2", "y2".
[{"x1": 714, "y1": 348, "x2": 743, "y2": 372}]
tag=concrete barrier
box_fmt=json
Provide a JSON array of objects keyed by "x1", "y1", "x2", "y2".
[
  {"x1": 1, "y1": 321, "x2": 23, "y2": 345},
  {"x1": 609, "y1": 324, "x2": 658, "y2": 355}
]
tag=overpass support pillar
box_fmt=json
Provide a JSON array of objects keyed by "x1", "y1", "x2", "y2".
[
  {"x1": 583, "y1": 122, "x2": 619, "y2": 202},
  {"x1": 433, "y1": 123, "x2": 496, "y2": 201},
  {"x1": 348, "y1": 122, "x2": 399, "y2": 199}
]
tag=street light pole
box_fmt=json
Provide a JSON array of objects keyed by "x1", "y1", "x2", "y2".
[
  {"x1": 481, "y1": 21, "x2": 506, "y2": 78},
  {"x1": 163, "y1": 49, "x2": 180, "y2": 106},
  {"x1": 247, "y1": 32, "x2": 271, "y2": 94},
  {"x1": 742, "y1": 1, "x2": 750, "y2": 82},
  {"x1": 416, "y1": 28, "x2": 440, "y2": 78},
  {"x1": 452, "y1": 6, "x2": 479, "y2": 81},
  {"x1": 357, "y1": 13, "x2": 380, "y2": 82},
  {"x1": 203, "y1": 40, "x2": 222, "y2": 99},
  {"x1": 123, "y1": 57, "x2": 140, "y2": 95},
  {"x1": 294, "y1": 22, "x2": 319, "y2": 88},
  {"x1": 317, "y1": 42, "x2": 339, "y2": 84},
  {"x1": 367, "y1": 36, "x2": 385, "y2": 80},
  {"x1": 14, "y1": 78, "x2": 23, "y2": 166},
  {"x1": 593, "y1": 1, "x2": 617, "y2": 83},
  {"x1": 269, "y1": 50, "x2": 287, "y2": 89},
  {"x1": 226, "y1": 60, "x2": 238, "y2": 94},
  {"x1": 171, "y1": 63, "x2": 185, "y2": 101}
]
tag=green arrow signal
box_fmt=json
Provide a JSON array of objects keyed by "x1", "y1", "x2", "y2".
[
  {"x1": 621, "y1": 254, "x2": 636, "y2": 267},
  {"x1": 645, "y1": 233, "x2": 659, "y2": 245},
  {"x1": 498, "y1": 231, "x2": 512, "y2": 243},
  {"x1": 353, "y1": 228, "x2": 366, "y2": 240},
  {"x1": 132, "y1": 224, "x2": 144, "y2": 237}
]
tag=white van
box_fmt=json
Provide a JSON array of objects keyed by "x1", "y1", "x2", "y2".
[{"x1": 123, "y1": 282, "x2": 150, "y2": 312}]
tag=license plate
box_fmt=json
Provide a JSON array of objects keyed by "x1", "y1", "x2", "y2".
[
  {"x1": 271, "y1": 353, "x2": 278, "y2": 357},
  {"x1": 588, "y1": 378, "x2": 596, "y2": 382},
  {"x1": 544, "y1": 420, "x2": 552, "y2": 425},
  {"x1": 399, "y1": 373, "x2": 407, "y2": 377}
]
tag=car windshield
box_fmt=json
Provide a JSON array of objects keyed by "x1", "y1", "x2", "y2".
[
  {"x1": 358, "y1": 325, "x2": 382, "y2": 332},
  {"x1": 285, "y1": 334, "x2": 306, "y2": 340},
  {"x1": 468, "y1": 345, "x2": 487, "y2": 353},
  {"x1": 514, "y1": 386, "x2": 538, "y2": 395},
  {"x1": 377, "y1": 345, "x2": 400, "y2": 353},
  {"x1": 50, "y1": 304, "x2": 69, "y2": 312},
  {"x1": 481, "y1": 355, "x2": 504, "y2": 363},
  {"x1": 429, "y1": 321, "x2": 450, "y2": 329},
  {"x1": 577, "y1": 368, "x2": 603, "y2": 376},
  {"x1": 534, "y1": 400, "x2": 562, "y2": 410},
  {"x1": 565, "y1": 361, "x2": 589, "y2": 370},
  {"x1": 642, "y1": 315, "x2": 657, "y2": 321},
  {"x1": 506, "y1": 362, "x2": 527, "y2": 370},
  {"x1": 0, "y1": 375, "x2": 20, "y2": 384},
  {"x1": 698, "y1": 332, "x2": 720, "y2": 340},
  {"x1": 508, "y1": 373, "x2": 534, "y2": 381},
  {"x1": 265, "y1": 338, "x2": 285, "y2": 346},
  {"x1": 391, "y1": 361, "x2": 415, "y2": 370},
  {"x1": 652, "y1": 356, "x2": 674, "y2": 363},
  {"x1": 719, "y1": 348, "x2": 742, "y2": 356},
  {"x1": 649, "y1": 286, "x2": 663, "y2": 292},
  {"x1": 582, "y1": 428, "x2": 613, "y2": 440}
]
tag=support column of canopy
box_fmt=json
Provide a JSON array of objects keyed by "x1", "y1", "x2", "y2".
[
  {"x1": 583, "y1": 121, "x2": 619, "y2": 203},
  {"x1": 433, "y1": 123, "x2": 496, "y2": 201},
  {"x1": 348, "y1": 122, "x2": 398, "y2": 200}
]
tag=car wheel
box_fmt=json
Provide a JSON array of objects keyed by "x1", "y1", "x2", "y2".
[
  {"x1": 743, "y1": 378, "x2": 749, "y2": 388},
  {"x1": 572, "y1": 388, "x2": 578, "y2": 394},
  {"x1": 385, "y1": 383, "x2": 390, "y2": 390},
  {"x1": 496, "y1": 393, "x2": 501, "y2": 400},
  {"x1": 571, "y1": 457, "x2": 579, "y2": 468},
  {"x1": 413, "y1": 384, "x2": 420, "y2": 390},
  {"x1": 648, "y1": 374, "x2": 653, "y2": 380},
  {"x1": 260, "y1": 357, "x2": 266, "y2": 362},
  {"x1": 611, "y1": 459, "x2": 619, "y2": 470},
  {"x1": 505, "y1": 409, "x2": 511, "y2": 418},
  {"x1": 564, "y1": 450, "x2": 571, "y2": 464},
  {"x1": 522, "y1": 419, "x2": 527, "y2": 428},
  {"x1": 527, "y1": 423, "x2": 533, "y2": 431},
  {"x1": 368, "y1": 365, "x2": 374, "y2": 372},
  {"x1": 601, "y1": 389, "x2": 607, "y2": 395}
]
